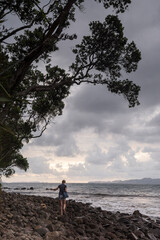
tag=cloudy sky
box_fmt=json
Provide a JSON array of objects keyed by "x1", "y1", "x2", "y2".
[{"x1": 3, "y1": 0, "x2": 160, "y2": 183}]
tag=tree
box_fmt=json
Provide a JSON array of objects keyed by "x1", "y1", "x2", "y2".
[{"x1": 0, "y1": 0, "x2": 141, "y2": 177}]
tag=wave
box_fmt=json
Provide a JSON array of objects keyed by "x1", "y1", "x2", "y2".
[
  {"x1": 3, "y1": 186, "x2": 160, "y2": 199},
  {"x1": 69, "y1": 192, "x2": 160, "y2": 198}
]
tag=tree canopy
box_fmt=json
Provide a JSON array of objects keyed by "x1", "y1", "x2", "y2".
[{"x1": 0, "y1": 0, "x2": 141, "y2": 177}]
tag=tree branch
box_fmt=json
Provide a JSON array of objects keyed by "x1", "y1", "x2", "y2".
[
  {"x1": 31, "y1": 118, "x2": 50, "y2": 139},
  {"x1": 16, "y1": 78, "x2": 73, "y2": 97},
  {"x1": 10, "y1": 0, "x2": 76, "y2": 92},
  {"x1": 0, "y1": 20, "x2": 35, "y2": 43},
  {"x1": 0, "y1": 9, "x2": 12, "y2": 19}
]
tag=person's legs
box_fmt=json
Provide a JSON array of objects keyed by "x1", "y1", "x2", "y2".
[
  {"x1": 63, "y1": 199, "x2": 66, "y2": 214},
  {"x1": 60, "y1": 200, "x2": 63, "y2": 215}
]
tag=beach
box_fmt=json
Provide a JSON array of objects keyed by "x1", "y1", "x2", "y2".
[{"x1": 0, "y1": 191, "x2": 160, "y2": 240}]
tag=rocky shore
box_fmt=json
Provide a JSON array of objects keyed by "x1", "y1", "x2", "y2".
[{"x1": 0, "y1": 191, "x2": 160, "y2": 240}]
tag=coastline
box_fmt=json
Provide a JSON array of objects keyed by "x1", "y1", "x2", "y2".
[{"x1": 0, "y1": 191, "x2": 160, "y2": 240}]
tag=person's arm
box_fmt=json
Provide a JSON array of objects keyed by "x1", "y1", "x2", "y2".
[
  {"x1": 65, "y1": 186, "x2": 67, "y2": 192},
  {"x1": 53, "y1": 186, "x2": 59, "y2": 191}
]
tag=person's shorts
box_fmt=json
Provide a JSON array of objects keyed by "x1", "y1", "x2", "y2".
[{"x1": 59, "y1": 194, "x2": 65, "y2": 199}]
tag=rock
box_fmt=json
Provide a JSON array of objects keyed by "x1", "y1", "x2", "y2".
[
  {"x1": 105, "y1": 231, "x2": 119, "y2": 240},
  {"x1": 1, "y1": 191, "x2": 160, "y2": 240},
  {"x1": 76, "y1": 227, "x2": 85, "y2": 236},
  {"x1": 156, "y1": 218, "x2": 160, "y2": 224},
  {"x1": 128, "y1": 232, "x2": 138, "y2": 240},
  {"x1": 45, "y1": 223, "x2": 54, "y2": 232},
  {"x1": 133, "y1": 210, "x2": 142, "y2": 217},
  {"x1": 88, "y1": 223, "x2": 97, "y2": 229},
  {"x1": 147, "y1": 233, "x2": 158, "y2": 240},
  {"x1": 152, "y1": 228, "x2": 160, "y2": 237},
  {"x1": 133, "y1": 229, "x2": 145, "y2": 238},
  {"x1": 35, "y1": 226, "x2": 48, "y2": 237},
  {"x1": 75, "y1": 216, "x2": 84, "y2": 224},
  {"x1": 45, "y1": 231, "x2": 64, "y2": 240},
  {"x1": 118, "y1": 216, "x2": 131, "y2": 224}
]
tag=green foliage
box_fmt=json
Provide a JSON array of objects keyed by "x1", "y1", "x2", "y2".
[
  {"x1": 0, "y1": 123, "x2": 29, "y2": 177},
  {"x1": 95, "y1": 0, "x2": 131, "y2": 13},
  {"x1": 0, "y1": 0, "x2": 141, "y2": 177}
]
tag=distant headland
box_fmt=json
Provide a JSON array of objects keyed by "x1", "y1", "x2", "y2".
[{"x1": 88, "y1": 178, "x2": 160, "y2": 184}]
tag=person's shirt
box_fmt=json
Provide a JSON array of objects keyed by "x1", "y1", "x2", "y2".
[{"x1": 58, "y1": 183, "x2": 67, "y2": 194}]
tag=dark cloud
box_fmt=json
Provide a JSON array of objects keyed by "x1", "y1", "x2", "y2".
[
  {"x1": 147, "y1": 113, "x2": 160, "y2": 127},
  {"x1": 85, "y1": 145, "x2": 109, "y2": 165},
  {"x1": 55, "y1": 135, "x2": 79, "y2": 157}
]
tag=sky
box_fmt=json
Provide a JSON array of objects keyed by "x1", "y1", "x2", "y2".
[{"x1": 3, "y1": 0, "x2": 160, "y2": 183}]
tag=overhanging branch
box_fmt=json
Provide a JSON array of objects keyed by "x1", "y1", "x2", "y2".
[
  {"x1": 0, "y1": 20, "x2": 35, "y2": 43},
  {"x1": 16, "y1": 78, "x2": 73, "y2": 97},
  {"x1": 31, "y1": 117, "x2": 50, "y2": 139},
  {"x1": 10, "y1": 0, "x2": 76, "y2": 92}
]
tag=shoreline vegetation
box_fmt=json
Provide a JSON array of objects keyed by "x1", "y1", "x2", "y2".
[{"x1": 0, "y1": 191, "x2": 160, "y2": 240}]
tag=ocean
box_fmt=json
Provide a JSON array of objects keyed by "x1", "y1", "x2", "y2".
[{"x1": 2, "y1": 182, "x2": 160, "y2": 219}]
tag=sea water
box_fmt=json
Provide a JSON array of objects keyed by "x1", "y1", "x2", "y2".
[{"x1": 2, "y1": 182, "x2": 160, "y2": 218}]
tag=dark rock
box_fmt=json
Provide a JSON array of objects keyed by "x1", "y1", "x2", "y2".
[
  {"x1": 88, "y1": 223, "x2": 97, "y2": 229},
  {"x1": 156, "y1": 218, "x2": 160, "y2": 224},
  {"x1": 127, "y1": 232, "x2": 138, "y2": 240},
  {"x1": 118, "y1": 216, "x2": 131, "y2": 224},
  {"x1": 133, "y1": 210, "x2": 142, "y2": 217},
  {"x1": 152, "y1": 228, "x2": 160, "y2": 237},
  {"x1": 76, "y1": 227, "x2": 85, "y2": 236},
  {"x1": 35, "y1": 226, "x2": 48, "y2": 237},
  {"x1": 1, "y1": 191, "x2": 160, "y2": 240},
  {"x1": 133, "y1": 229, "x2": 145, "y2": 238},
  {"x1": 147, "y1": 233, "x2": 158, "y2": 240},
  {"x1": 45, "y1": 231, "x2": 62, "y2": 240},
  {"x1": 46, "y1": 223, "x2": 54, "y2": 232},
  {"x1": 105, "y1": 231, "x2": 119, "y2": 240}
]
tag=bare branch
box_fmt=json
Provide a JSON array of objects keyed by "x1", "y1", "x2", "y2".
[
  {"x1": 31, "y1": 118, "x2": 50, "y2": 138},
  {"x1": 74, "y1": 79, "x2": 95, "y2": 85},
  {"x1": 0, "y1": 20, "x2": 35, "y2": 43},
  {"x1": 42, "y1": 0, "x2": 52, "y2": 11},
  {"x1": 2, "y1": 41, "x2": 14, "y2": 45},
  {"x1": 0, "y1": 10, "x2": 12, "y2": 19},
  {"x1": 34, "y1": 1, "x2": 51, "y2": 26}
]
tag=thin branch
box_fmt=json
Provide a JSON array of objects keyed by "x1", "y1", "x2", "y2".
[
  {"x1": 31, "y1": 118, "x2": 50, "y2": 138},
  {"x1": 0, "y1": 9, "x2": 12, "y2": 19},
  {"x1": 2, "y1": 41, "x2": 14, "y2": 45},
  {"x1": 42, "y1": 0, "x2": 52, "y2": 10},
  {"x1": 74, "y1": 79, "x2": 95, "y2": 85},
  {"x1": 34, "y1": 1, "x2": 51, "y2": 26},
  {"x1": 0, "y1": 20, "x2": 35, "y2": 43},
  {"x1": 46, "y1": 0, "x2": 58, "y2": 14}
]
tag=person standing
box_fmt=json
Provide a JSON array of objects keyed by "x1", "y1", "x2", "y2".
[{"x1": 53, "y1": 180, "x2": 68, "y2": 215}]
